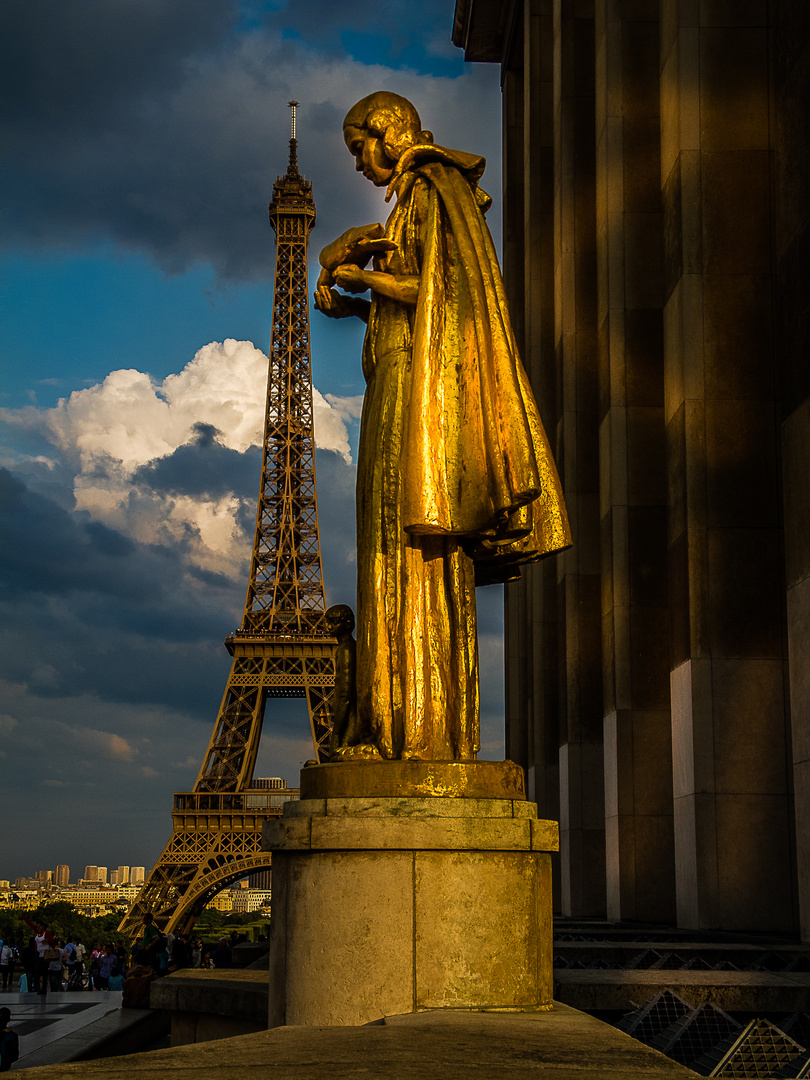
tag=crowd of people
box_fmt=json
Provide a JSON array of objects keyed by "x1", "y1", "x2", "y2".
[
  {"x1": 0, "y1": 916, "x2": 252, "y2": 997},
  {"x1": 0, "y1": 917, "x2": 256, "y2": 1068}
]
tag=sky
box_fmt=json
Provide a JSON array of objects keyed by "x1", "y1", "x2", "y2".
[{"x1": 0, "y1": 0, "x2": 505, "y2": 885}]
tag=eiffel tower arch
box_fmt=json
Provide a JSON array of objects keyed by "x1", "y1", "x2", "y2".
[{"x1": 119, "y1": 103, "x2": 335, "y2": 940}]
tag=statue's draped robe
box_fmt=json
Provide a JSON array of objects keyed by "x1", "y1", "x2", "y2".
[{"x1": 356, "y1": 145, "x2": 571, "y2": 761}]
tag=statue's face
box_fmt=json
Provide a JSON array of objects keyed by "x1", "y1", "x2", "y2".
[{"x1": 345, "y1": 128, "x2": 395, "y2": 186}]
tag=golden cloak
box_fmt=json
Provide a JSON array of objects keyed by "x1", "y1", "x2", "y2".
[{"x1": 388, "y1": 144, "x2": 570, "y2": 581}]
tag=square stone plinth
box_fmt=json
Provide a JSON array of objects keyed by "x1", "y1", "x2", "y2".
[{"x1": 263, "y1": 795, "x2": 557, "y2": 1027}]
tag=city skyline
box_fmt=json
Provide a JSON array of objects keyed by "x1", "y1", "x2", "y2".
[
  {"x1": 7, "y1": 864, "x2": 146, "y2": 888},
  {"x1": 0, "y1": 1, "x2": 507, "y2": 883}
]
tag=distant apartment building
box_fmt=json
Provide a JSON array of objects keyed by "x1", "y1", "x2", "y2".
[
  {"x1": 35, "y1": 870, "x2": 52, "y2": 886},
  {"x1": 249, "y1": 870, "x2": 272, "y2": 889},
  {"x1": 97, "y1": 866, "x2": 108, "y2": 884},
  {"x1": 206, "y1": 892, "x2": 233, "y2": 912},
  {"x1": 130, "y1": 867, "x2": 145, "y2": 886},
  {"x1": 117, "y1": 865, "x2": 130, "y2": 885},
  {"x1": 83, "y1": 865, "x2": 99, "y2": 882},
  {"x1": 55, "y1": 864, "x2": 70, "y2": 887},
  {"x1": 231, "y1": 890, "x2": 272, "y2": 914},
  {"x1": 70, "y1": 887, "x2": 122, "y2": 911}
]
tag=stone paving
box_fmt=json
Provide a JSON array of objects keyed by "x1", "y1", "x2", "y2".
[{"x1": 0, "y1": 989, "x2": 124, "y2": 1068}]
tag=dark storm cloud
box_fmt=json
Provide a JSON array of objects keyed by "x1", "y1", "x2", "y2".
[
  {"x1": 2, "y1": 0, "x2": 237, "y2": 128},
  {"x1": 0, "y1": 464, "x2": 242, "y2": 733},
  {"x1": 132, "y1": 422, "x2": 263, "y2": 499},
  {"x1": 0, "y1": 0, "x2": 501, "y2": 281},
  {"x1": 0, "y1": 467, "x2": 233, "y2": 635}
]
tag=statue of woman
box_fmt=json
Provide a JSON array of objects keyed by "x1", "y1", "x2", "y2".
[{"x1": 315, "y1": 92, "x2": 570, "y2": 763}]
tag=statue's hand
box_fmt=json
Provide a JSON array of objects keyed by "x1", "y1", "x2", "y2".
[
  {"x1": 314, "y1": 285, "x2": 356, "y2": 319},
  {"x1": 334, "y1": 263, "x2": 370, "y2": 294}
]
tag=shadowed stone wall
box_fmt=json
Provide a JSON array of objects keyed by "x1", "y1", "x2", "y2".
[{"x1": 454, "y1": 0, "x2": 810, "y2": 936}]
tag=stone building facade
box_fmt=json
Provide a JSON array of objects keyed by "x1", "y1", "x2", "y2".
[{"x1": 453, "y1": 0, "x2": 810, "y2": 938}]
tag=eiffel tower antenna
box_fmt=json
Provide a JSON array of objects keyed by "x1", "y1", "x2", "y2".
[{"x1": 118, "y1": 102, "x2": 336, "y2": 939}]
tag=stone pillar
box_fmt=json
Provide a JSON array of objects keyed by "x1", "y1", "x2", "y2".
[
  {"x1": 595, "y1": 0, "x2": 675, "y2": 922},
  {"x1": 503, "y1": 1, "x2": 564, "y2": 909},
  {"x1": 263, "y1": 762, "x2": 557, "y2": 1027},
  {"x1": 773, "y1": 0, "x2": 810, "y2": 941},
  {"x1": 661, "y1": 2, "x2": 793, "y2": 931},
  {"x1": 553, "y1": 0, "x2": 606, "y2": 917}
]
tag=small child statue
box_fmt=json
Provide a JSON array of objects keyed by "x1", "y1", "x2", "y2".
[{"x1": 325, "y1": 604, "x2": 375, "y2": 759}]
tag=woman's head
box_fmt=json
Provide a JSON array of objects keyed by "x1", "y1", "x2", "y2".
[{"x1": 343, "y1": 92, "x2": 432, "y2": 185}]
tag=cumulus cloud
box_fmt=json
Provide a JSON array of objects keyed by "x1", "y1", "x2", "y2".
[
  {"x1": 71, "y1": 727, "x2": 138, "y2": 762},
  {"x1": 2, "y1": 340, "x2": 360, "y2": 579},
  {"x1": 0, "y1": 714, "x2": 18, "y2": 736}
]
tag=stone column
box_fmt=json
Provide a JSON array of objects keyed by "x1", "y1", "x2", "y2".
[
  {"x1": 661, "y1": 2, "x2": 793, "y2": 931},
  {"x1": 553, "y1": 0, "x2": 606, "y2": 917},
  {"x1": 595, "y1": 0, "x2": 675, "y2": 922},
  {"x1": 773, "y1": 0, "x2": 809, "y2": 941},
  {"x1": 503, "y1": 1, "x2": 564, "y2": 909}
]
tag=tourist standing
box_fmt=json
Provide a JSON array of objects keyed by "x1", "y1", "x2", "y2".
[
  {"x1": 0, "y1": 942, "x2": 13, "y2": 991},
  {"x1": 212, "y1": 937, "x2": 232, "y2": 969},
  {"x1": 47, "y1": 940, "x2": 64, "y2": 992},
  {"x1": 20, "y1": 938, "x2": 36, "y2": 994},
  {"x1": 96, "y1": 945, "x2": 117, "y2": 990}
]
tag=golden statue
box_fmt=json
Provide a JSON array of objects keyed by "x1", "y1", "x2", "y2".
[{"x1": 315, "y1": 92, "x2": 570, "y2": 764}]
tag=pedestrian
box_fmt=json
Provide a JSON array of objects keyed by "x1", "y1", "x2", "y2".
[
  {"x1": 19, "y1": 920, "x2": 55, "y2": 995},
  {"x1": 212, "y1": 937, "x2": 232, "y2": 969},
  {"x1": 155, "y1": 935, "x2": 170, "y2": 977},
  {"x1": 0, "y1": 942, "x2": 13, "y2": 991},
  {"x1": 0, "y1": 1008, "x2": 19, "y2": 1073},
  {"x1": 97, "y1": 945, "x2": 117, "y2": 990},
  {"x1": 73, "y1": 941, "x2": 86, "y2": 990},
  {"x1": 20, "y1": 938, "x2": 36, "y2": 994},
  {"x1": 47, "y1": 940, "x2": 64, "y2": 992},
  {"x1": 88, "y1": 951, "x2": 101, "y2": 991},
  {"x1": 121, "y1": 950, "x2": 155, "y2": 1009},
  {"x1": 171, "y1": 934, "x2": 191, "y2": 970},
  {"x1": 140, "y1": 914, "x2": 160, "y2": 972}
]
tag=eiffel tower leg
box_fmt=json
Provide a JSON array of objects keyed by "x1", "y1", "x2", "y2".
[
  {"x1": 197, "y1": 658, "x2": 267, "y2": 792},
  {"x1": 118, "y1": 790, "x2": 280, "y2": 939}
]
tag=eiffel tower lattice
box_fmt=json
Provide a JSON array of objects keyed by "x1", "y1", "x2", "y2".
[{"x1": 119, "y1": 103, "x2": 336, "y2": 940}]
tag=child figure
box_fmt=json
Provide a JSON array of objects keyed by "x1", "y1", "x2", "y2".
[{"x1": 325, "y1": 604, "x2": 371, "y2": 758}]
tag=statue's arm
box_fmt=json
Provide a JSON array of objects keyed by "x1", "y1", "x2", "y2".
[{"x1": 334, "y1": 264, "x2": 419, "y2": 306}]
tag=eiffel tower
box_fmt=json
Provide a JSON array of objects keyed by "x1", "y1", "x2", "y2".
[{"x1": 119, "y1": 102, "x2": 336, "y2": 940}]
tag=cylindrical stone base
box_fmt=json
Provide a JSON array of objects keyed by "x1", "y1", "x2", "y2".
[{"x1": 261, "y1": 763, "x2": 558, "y2": 1027}]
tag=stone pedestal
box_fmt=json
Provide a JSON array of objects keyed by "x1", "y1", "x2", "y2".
[{"x1": 261, "y1": 761, "x2": 558, "y2": 1027}]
